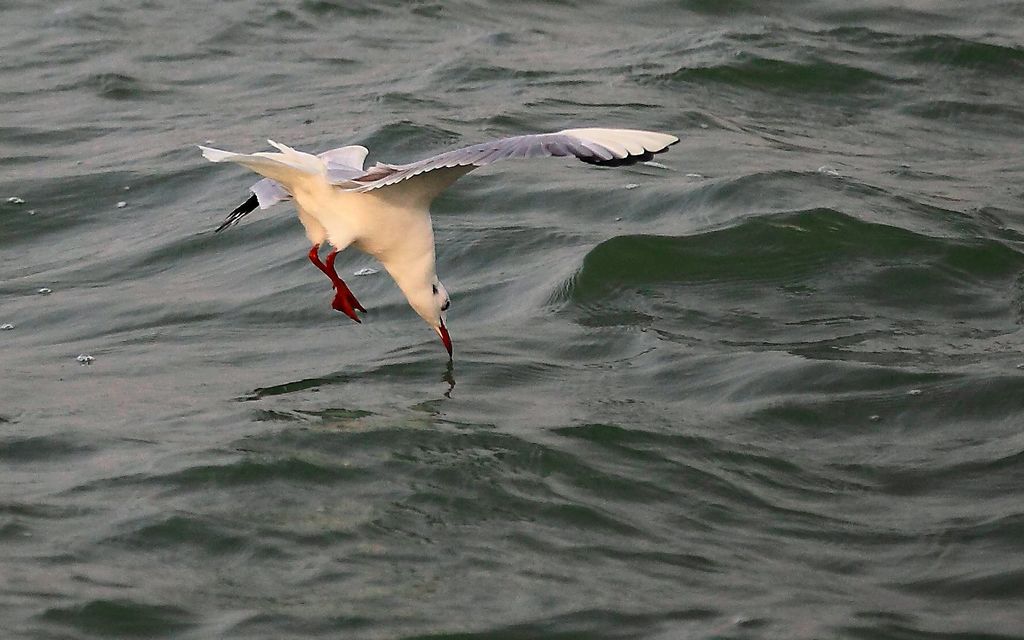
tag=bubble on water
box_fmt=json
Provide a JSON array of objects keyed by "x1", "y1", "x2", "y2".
[
  {"x1": 116, "y1": 201, "x2": 127, "y2": 208},
  {"x1": 907, "y1": 388, "x2": 922, "y2": 396},
  {"x1": 685, "y1": 173, "x2": 704, "y2": 179},
  {"x1": 76, "y1": 354, "x2": 95, "y2": 365},
  {"x1": 28, "y1": 209, "x2": 36, "y2": 215},
  {"x1": 624, "y1": 183, "x2": 640, "y2": 190},
  {"x1": 353, "y1": 267, "x2": 378, "y2": 276},
  {"x1": 1, "y1": 323, "x2": 14, "y2": 330},
  {"x1": 7, "y1": 196, "x2": 25, "y2": 204},
  {"x1": 38, "y1": 287, "x2": 52, "y2": 295},
  {"x1": 869, "y1": 414, "x2": 881, "y2": 422},
  {"x1": 123, "y1": 186, "x2": 131, "y2": 191},
  {"x1": 699, "y1": 123, "x2": 709, "y2": 129},
  {"x1": 615, "y1": 217, "x2": 623, "y2": 222},
  {"x1": 817, "y1": 165, "x2": 840, "y2": 176}
]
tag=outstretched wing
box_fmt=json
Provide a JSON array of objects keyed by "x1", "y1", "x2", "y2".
[
  {"x1": 338, "y1": 128, "x2": 679, "y2": 197},
  {"x1": 209, "y1": 144, "x2": 370, "y2": 232},
  {"x1": 214, "y1": 179, "x2": 291, "y2": 232}
]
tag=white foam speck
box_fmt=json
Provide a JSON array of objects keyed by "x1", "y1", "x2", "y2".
[
  {"x1": 353, "y1": 267, "x2": 379, "y2": 276},
  {"x1": 76, "y1": 354, "x2": 95, "y2": 365},
  {"x1": 1, "y1": 323, "x2": 14, "y2": 330},
  {"x1": 7, "y1": 196, "x2": 25, "y2": 204},
  {"x1": 38, "y1": 287, "x2": 52, "y2": 295},
  {"x1": 116, "y1": 201, "x2": 127, "y2": 208},
  {"x1": 817, "y1": 165, "x2": 840, "y2": 176},
  {"x1": 624, "y1": 183, "x2": 640, "y2": 190}
]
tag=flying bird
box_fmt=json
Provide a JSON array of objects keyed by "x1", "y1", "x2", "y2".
[{"x1": 199, "y1": 127, "x2": 678, "y2": 358}]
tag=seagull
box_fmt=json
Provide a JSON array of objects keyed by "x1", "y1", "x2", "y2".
[{"x1": 200, "y1": 127, "x2": 678, "y2": 359}]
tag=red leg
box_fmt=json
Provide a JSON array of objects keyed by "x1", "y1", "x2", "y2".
[
  {"x1": 325, "y1": 249, "x2": 366, "y2": 318},
  {"x1": 307, "y1": 244, "x2": 365, "y2": 323},
  {"x1": 308, "y1": 244, "x2": 333, "y2": 279}
]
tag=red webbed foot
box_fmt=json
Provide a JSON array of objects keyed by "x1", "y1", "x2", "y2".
[
  {"x1": 308, "y1": 244, "x2": 366, "y2": 323},
  {"x1": 325, "y1": 249, "x2": 366, "y2": 322}
]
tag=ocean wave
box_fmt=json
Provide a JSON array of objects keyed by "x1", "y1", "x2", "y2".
[{"x1": 566, "y1": 208, "x2": 1024, "y2": 301}]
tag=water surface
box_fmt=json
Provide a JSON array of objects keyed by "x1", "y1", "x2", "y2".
[{"x1": 2, "y1": 1, "x2": 1024, "y2": 638}]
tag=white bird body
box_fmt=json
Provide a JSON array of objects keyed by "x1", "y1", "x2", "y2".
[
  {"x1": 200, "y1": 128, "x2": 678, "y2": 357},
  {"x1": 315, "y1": 186, "x2": 440, "y2": 318}
]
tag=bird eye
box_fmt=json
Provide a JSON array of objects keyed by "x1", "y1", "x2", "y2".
[
  {"x1": 432, "y1": 284, "x2": 438, "y2": 295},
  {"x1": 441, "y1": 299, "x2": 450, "y2": 311}
]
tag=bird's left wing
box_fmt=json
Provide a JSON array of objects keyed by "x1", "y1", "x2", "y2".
[
  {"x1": 214, "y1": 179, "x2": 291, "y2": 232},
  {"x1": 209, "y1": 144, "x2": 369, "y2": 232},
  {"x1": 335, "y1": 128, "x2": 678, "y2": 204}
]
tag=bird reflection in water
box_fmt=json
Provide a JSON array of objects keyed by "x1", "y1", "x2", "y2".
[{"x1": 442, "y1": 360, "x2": 456, "y2": 398}]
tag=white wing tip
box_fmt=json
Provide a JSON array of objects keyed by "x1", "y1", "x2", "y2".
[
  {"x1": 560, "y1": 127, "x2": 679, "y2": 153},
  {"x1": 198, "y1": 145, "x2": 236, "y2": 162}
]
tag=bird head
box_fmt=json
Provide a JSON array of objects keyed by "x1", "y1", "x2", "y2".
[{"x1": 406, "y1": 277, "x2": 452, "y2": 358}]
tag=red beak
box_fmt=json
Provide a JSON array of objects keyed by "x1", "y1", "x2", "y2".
[{"x1": 438, "y1": 320, "x2": 453, "y2": 358}]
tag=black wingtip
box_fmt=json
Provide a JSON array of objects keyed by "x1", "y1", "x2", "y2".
[
  {"x1": 580, "y1": 140, "x2": 676, "y2": 168},
  {"x1": 215, "y1": 193, "x2": 259, "y2": 233},
  {"x1": 581, "y1": 150, "x2": 657, "y2": 167}
]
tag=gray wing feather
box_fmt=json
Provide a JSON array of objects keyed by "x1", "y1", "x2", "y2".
[
  {"x1": 336, "y1": 128, "x2": 679, "y2": 193},
  {"x1": 251, "y1": 178, "x2": 291, "y2": 208},
  {"x1": 320, "y1": 145, "x2": 369, "y2": 184}
]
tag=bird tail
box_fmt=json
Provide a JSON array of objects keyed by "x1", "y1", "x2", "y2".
[{"x1": 199, "y1": 139, "x2": 324, "y2": 186}]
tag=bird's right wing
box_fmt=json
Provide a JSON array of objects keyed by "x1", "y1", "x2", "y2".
[
  {"x1": 320, "y1": 144, "x2": 369, "y2": 182},
  {"x1": 335, "y1": 128, "x2": 678, "y2": 205}
]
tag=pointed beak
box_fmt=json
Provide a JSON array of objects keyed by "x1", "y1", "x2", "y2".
[{"x1": 436, "y1": 319, "x2": 453, "y2": 359}]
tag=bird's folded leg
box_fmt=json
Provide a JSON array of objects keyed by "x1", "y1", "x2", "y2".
[{"x1": 307, "y1": 244, "x2": 366, "y2": 323}]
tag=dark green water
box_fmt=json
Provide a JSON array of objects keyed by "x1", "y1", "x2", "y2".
[{"x1": 3, "y1": 1, "x2": 1024, "y2": 638}]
